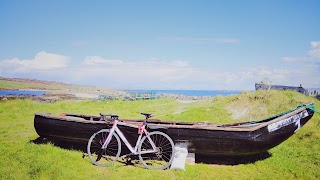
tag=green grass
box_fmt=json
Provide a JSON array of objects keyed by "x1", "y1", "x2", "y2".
[{"x1": 0, "y1": 90, "x2": 319, "y2": 179}]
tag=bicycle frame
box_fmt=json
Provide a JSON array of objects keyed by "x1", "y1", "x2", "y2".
[{"x1": 102, "y1": 120, "x2": 158, "y2": 155}]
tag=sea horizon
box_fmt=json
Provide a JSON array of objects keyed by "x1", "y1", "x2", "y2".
[
  {"x1": 123, "y1": 89, "x2": 243, "y2": 97},
  {"x1": 0, "y1": 89, "x2": 243, "y2": 97}
]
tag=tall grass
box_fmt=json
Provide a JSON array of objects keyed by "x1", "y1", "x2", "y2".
[{"x1": 0, "y1": 90, "x2": 319, "y2": 179}]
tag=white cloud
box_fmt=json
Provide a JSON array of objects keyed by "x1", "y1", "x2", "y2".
[
  {"x1": 170, "y1": 60, "x2": 190, "y2": 67},
  {"x1": 243, "y1": 64, "x2": 320, "y2": 88},
  {"x1": 282, "y1": 57, "x2": 309, "y2": 62},
  {"x1": 311, "y1": 41, "x2": 320, "y2": 49},
  {"x1": 82, "y1": 56, "x2": 123, "y2": 65},
  {"x1": 308, "y1": 41, "x2": 320, "y2": 60},
  {"x1": 74, "y1": 58, "x2": 193, "y2": 88},
  {"x1": 1, "y1": 49, "x2": 319, "y2": 90},
  {"x1": 283, "y1": 40, "x2": 320, "y2": 62},
  {"x1": 0, "y1": 51, "x2": 70, "y2": 72}
]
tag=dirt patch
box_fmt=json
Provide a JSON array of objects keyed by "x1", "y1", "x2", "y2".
[
  {"x1": 226, "y1": 102, "x2": 267, "y2": 121},
  {"x1": 228, "y1": 106, "x2": 250, "y2": 120}
]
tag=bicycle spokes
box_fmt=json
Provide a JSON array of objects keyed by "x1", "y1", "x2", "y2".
[
  {"x1": 87, "y1": 129, "x2": 121, "y2": 167},
  {"x1": 138, "y1": 132, "x2": 174, "y2": 170},
  {"x1": 87, "y1": 117, "x2": 175, "y2": 170}
]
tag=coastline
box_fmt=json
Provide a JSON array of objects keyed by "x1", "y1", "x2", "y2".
[
  {"x1": 0, "y1": 77, "x2": 241, "y2": 102},
  {"x1": 0, "y1": 88, "x2": 239, "y2": 103}
]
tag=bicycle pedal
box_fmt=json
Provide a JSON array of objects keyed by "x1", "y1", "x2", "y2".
[
  {"x1": 120, "y1": 155, "x2": 129, "y2": 160},
  {"x1": 121, "y1": 153, "x2": 134, "y2": 160},
  {"x1": 125, "y1": 158, "x2": 134, "y2": 165}
]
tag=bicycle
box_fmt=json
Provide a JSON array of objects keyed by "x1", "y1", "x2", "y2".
[{"x1": 87, "y1": 113, "x2": 175, "y2": 170}]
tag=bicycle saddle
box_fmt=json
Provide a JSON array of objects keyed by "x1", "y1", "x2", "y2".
[{"x1": 141, "y1": 113, "x2": 154, "y2": 119}]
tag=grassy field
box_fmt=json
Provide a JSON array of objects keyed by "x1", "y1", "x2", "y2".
[{"x1": 0, "y1": 90, "x2": 319, "y2": 179}]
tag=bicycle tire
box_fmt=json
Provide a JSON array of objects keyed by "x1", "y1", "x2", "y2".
[
  {"x1": 138, "y1": 131, "x2": 174, "y2": 170},
  {"x1": 87, "y1": 129, "x2": 121, "y2": 167}
]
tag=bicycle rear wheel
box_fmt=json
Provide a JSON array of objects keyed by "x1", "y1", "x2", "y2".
[
  {"x1": 87, "y1": 129, "x2": 121, "y2": 167},
  {"x1": 138, "y1": 131, "x2": 174, "y2": 170}
]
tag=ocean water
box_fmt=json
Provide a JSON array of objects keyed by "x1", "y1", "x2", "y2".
[
  {"x1": 124, "y1": 90, "x2": 241, "y2": 97},
  {"x1": 0, "y1": 90, "x2": 46, "y2": 96}
]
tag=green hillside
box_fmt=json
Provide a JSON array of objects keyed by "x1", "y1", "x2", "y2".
[{"x1": 0, "y1": 90, "x2": 319, "y2": 179}]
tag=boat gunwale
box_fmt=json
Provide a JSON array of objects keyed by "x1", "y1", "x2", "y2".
[{"x1": 34, "y1": 103, "x2": 314, "y2": 132}]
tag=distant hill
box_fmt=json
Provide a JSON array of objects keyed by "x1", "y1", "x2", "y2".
[
  {"x1": 0, "y1": 77, "x2": 123, "y2": 99},
  {"x1": 0, "y1": 77, "x2": 74, "y2": 90}
]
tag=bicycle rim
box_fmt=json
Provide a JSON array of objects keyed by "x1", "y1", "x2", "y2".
[
  {"x1": 87, "y1": 129, "x2": 121, "y2": 167},
  {"x1": 138, "y1": 131, "x2": 174, "y2": 170}
]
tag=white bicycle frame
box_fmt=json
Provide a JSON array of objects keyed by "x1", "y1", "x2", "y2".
[{"x1": 101, "y1": 119, "x2": 158, "y2": 155}]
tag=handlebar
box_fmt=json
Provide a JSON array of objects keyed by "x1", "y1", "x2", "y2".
[
  {"x1": 99, "y1": 112, "x2": 154, "y2": 123},
  {"x1": 100, "y1": 113, "x2": 119, "y2": 121}
]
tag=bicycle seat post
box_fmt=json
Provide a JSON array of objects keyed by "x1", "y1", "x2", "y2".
[
  {"x1": 141, "y1": 113, "x2": 154, "y2": 126},
  {"x1": 99, "y1": 113, "x2": 105, "y2": 121}
]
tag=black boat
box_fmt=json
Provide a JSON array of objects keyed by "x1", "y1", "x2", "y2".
[{"x1": 34, "y1": 103, "x2": 315, "y2": 156}]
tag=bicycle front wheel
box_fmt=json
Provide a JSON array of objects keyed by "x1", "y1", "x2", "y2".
[
  {"x1": 138, "y1": 131, "x2": 174, "y2": 170},
  {"x1": 87, "y1": 129, "x2": 121, "y2": 167}
]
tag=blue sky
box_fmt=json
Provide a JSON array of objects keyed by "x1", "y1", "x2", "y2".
[{"x1": 1, "y1": 0, "x2": 319, "y2": 90}]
